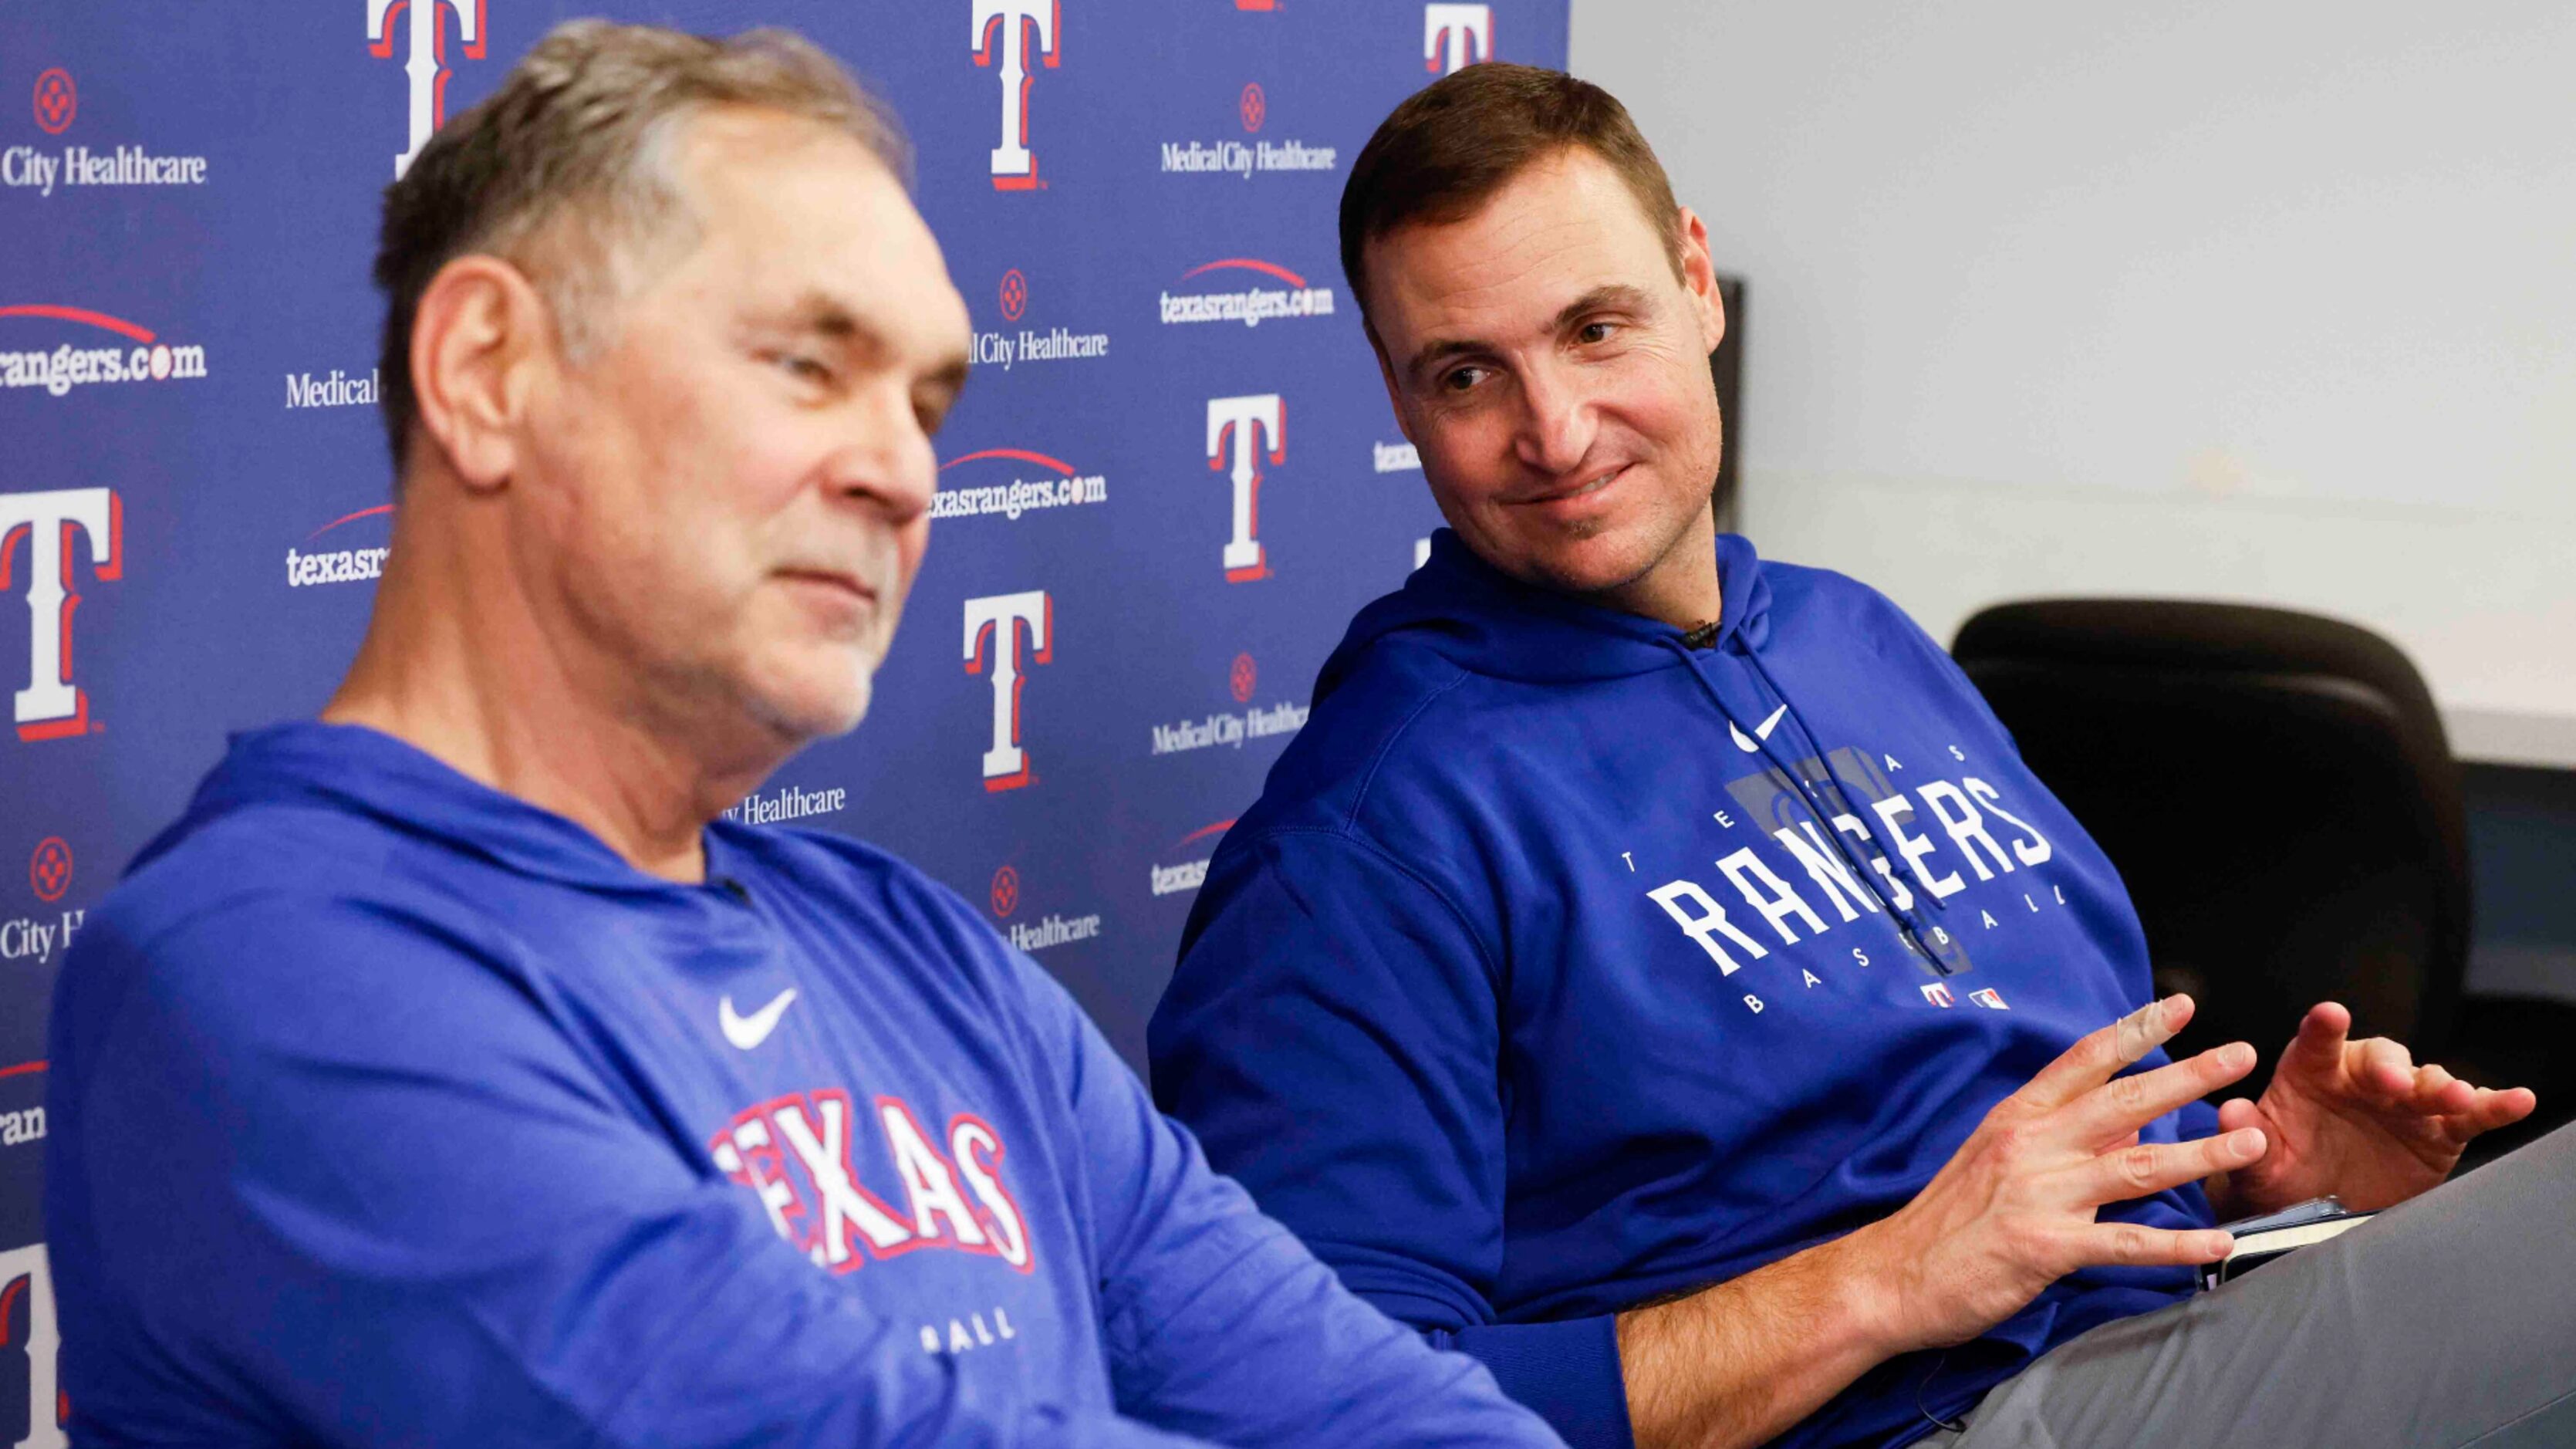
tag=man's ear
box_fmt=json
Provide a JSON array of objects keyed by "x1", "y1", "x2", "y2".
[
  {"x1": 1366, "y1": 320, "x2": 1416, "y2": 445},
  {"x1": 408, "y1": 255, "x2": 554, "y2": 493},
  {"x1": 1674, "y1": 205, "x2": 1727, "y2": 356}
]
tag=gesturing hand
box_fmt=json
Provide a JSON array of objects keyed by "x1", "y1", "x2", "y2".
[
  {"x1": 1852, "y1": 995, "x2": 2257, "y2": 1355},
  {"x1": 2210, "y1": 1001, "x2": 2538, "y2": 1216}
]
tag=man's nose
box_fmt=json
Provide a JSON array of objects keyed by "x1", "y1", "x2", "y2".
[
  {"x1": 1513, "y1": 360, "x2": 1599, "y2": 479},
  {"x1": 825, "y1": 383, "x2": 937, "y2": 522}
]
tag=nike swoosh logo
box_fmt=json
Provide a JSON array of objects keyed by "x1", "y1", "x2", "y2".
[
  {"x1": 1730, "y1": 704, "x2": 1790, "y2": 752},
  {"x1": 720, "y1": 988, "x2": 798, "y2": 1050}
]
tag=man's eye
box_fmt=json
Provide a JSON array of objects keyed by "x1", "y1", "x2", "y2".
[
  {"x1": 1440, "y1": 366, "x2": 1488, "y2": 394},
  {"x1": 1578, "y1": 321, "x2": 1619, "y2": 345},
  {"x1": 775, "y1": 353, "x2": 833, "y2": 385}
]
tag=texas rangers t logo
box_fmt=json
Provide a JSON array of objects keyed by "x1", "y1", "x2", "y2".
[
  {"x1": 1424, "y1": 5, "x2": 1493, "y2": 74},
  {"x1": 2, "y1": 487, "x2": 120, "y2": 741},
  {"x1": 972, "y1": 0, "x2": 1061, "y2": 190},
  {"x1": 0, "y1": 1242, "x2": 62, "y2": 1448},
  {"x1": 1205, "y1": 394, "x2": 1283, "y2": 583},
  {"x1": 964, "y1": 591, "x2": 1052, "y2": 789},
  {"x1": 368, "y1": 0, "x2": 488, "y2": 179}
]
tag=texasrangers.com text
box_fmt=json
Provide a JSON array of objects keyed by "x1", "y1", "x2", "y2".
[
  {"x1": 2, "y1": 341, "x2": 207, "y2": 397},
  {"x1": 1158, "y1": 284, "x2": 1336, "y2": 328},
  {"x1": 932, "y1": 473, "x2": 1108, "y2": 522}
]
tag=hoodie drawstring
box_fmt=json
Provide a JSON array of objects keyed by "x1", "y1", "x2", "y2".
[
  {"x1": 1740, "y1": 645, "x2": 1954, "y2": 936},
  {"x1": 1663, "y1": 635, "x2": 1960, "y2": 974}
]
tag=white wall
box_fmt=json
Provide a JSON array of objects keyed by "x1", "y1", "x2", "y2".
[{"x1": 1572, "y1": 3, "x2": 2576, "y2": 765}]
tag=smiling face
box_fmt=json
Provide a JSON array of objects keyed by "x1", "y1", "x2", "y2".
[
  {"x1": 512, "y1": 106, "x2": 971, "y2": 752},
  {"x1": 1365, "y1": 146, "x2": 1727, "y2": 617}
]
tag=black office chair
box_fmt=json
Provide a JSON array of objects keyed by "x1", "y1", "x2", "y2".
[{"x1": 1952, "y1": 600, "x2": 2572, "y2": 1160}]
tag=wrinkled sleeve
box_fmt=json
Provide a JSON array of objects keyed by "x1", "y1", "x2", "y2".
[
  {"x1": 47, "y1": 893, "x2": 1216, "y2": 1449},
  {"x1": 1150, "y1": 832, "x2": 1627, "y2": 1449}
]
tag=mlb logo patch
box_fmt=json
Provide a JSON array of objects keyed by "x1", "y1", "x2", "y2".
[{"x1": 1969, "y1": 988, "x2": 2010, "y2": 1011}]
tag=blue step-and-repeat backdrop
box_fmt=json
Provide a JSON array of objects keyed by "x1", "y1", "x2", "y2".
[{"x1": 0, "y1": 2, "x2": 1568, "y2": 1438}]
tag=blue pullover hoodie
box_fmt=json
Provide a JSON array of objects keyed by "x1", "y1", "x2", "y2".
[
  {"x1": 1151, "y1": 532, "x2": 2218, "y2": 1449},
  {"x1": 44, "y1": 722, "x2": 1561, "y2": 1448}
]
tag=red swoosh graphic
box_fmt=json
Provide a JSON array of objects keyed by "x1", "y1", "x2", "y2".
[
  {"x1": 0, "y1": 1060, "x2": 46, "y2": 1080},
  {"x1": 1179, "y1": 258, "x2": 1308, "y2": 288},
  {"x1": 1175, "y1": 819, "x2": 1237, "y2": 848},
  {"x1": 941, "y1": 448, "x2": 1077, "y2": 476},
  {"x1": 305, "y1": 505, "x2": 395, "y2": 542},
  {"x1": 0, "y1": 306, "x2": 156, "y2": 343}
]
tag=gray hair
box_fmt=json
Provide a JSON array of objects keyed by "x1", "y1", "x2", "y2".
[{"x1": 371, "y1": 20, "x2": 910, "y2": 465}]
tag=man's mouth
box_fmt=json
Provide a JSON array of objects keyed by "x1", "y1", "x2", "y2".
[
  {"x1": 1513, "y1": 463, "x2": 1629, "y2": 507},
  {"x1": 768, "y1": 564, "x2": 880, "y2": 621},
  {"x1": 775, "y1": 567, "x2": 880, "y2": 608}
]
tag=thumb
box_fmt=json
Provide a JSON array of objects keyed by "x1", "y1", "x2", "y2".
[
  {"x1": 2280, "y1": 1002, "x2": 2351, "y2": 1075},
  {"x1": 2216, "y1": 1096, "x2": 2284, "y2": 1170}
]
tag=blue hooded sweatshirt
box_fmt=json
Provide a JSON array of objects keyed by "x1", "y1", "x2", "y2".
[
  {"x1": 1150, "y1": 532, "x2": 2217, "y2": 1449},
  {"x1": 44, "y1": 722, "x2": 1561, "y2": 1448}
]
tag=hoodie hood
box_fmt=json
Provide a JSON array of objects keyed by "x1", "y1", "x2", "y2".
[
  {"x1": 1314, "y1": 529, "x2": 1946, "y2": 946},
  {"x1": 130, "y1": 721, "x2": 697, "y2": 897},
  {"x1": 1315, "y1": 529, "x2": 1774, "y2": 698}
]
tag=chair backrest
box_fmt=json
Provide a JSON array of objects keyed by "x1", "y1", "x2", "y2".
[{"x1": 1951, "y1": 600, "x2": 2470, "y2": 1084}]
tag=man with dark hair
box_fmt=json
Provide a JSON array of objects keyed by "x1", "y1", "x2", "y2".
[
  {"x1": 1153, "y1": 62, "x2": 2570, "y2": 1449},
  {"x1": 42, "y1": 24, "x2": 1562, "y2": 1447}
]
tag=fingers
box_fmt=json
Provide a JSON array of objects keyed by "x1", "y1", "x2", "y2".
[
  {"x1": 2298, "y1": 1000, "x2": 2352, "y2": 1045},
  {"x1": 2281, "y1": 1001, "x2": 2353, "y2": 1076},
  {"x1": 2443, "y1": 1086, "x2": 2539, "y2": 1143},
  {"x1": 2019, "y1": 995, "x2": 2193, "y2": 1110},
  {"x1": 2352, "y1": 1035, "x2": 2418, "y2": 1098},
  {"x1": 2402, "y1": 1063, "x2": 2477, "y2": 1117},
  {"x1": 2057, "y1": 1042, "x2": 2257, "y2": 1147},
  {"x1": 2071, "y1": 1221, "x2": 2237, "y2": 1268},
  {"x1": 2291, "y1": 1004, "x2": 2460, "y2": 1106},
  {"x1": 2488, "y1": 1086, "x2": 2540, "y2": 1126},
  {"x1": 2062, "y1": 1128, "x2": 2267, "y2": 1206},
  {"x1": 2214, "y1": 1096, "x2": 2263, "y2": 1134}
]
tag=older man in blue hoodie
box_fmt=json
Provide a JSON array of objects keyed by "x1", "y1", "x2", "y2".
[
  {"x1": 1151, "y1": 63, "x2": 2566, "y2": 1449},
  {"x1": 40, "y1": 24, "x2": 1565, "y2": 1449}
]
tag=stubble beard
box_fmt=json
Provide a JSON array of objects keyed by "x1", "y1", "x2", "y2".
[{"x1": 1534, "y1": 479, "x2": 1711, "y2": 601}]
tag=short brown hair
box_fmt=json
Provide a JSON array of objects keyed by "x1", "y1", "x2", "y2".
[
  {"x1": 1339, "y1": 63, "x2": 1683, "y2": 330},
  {"x1": 371, "y1": 21, "x2": 908, "y2": 467}
]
